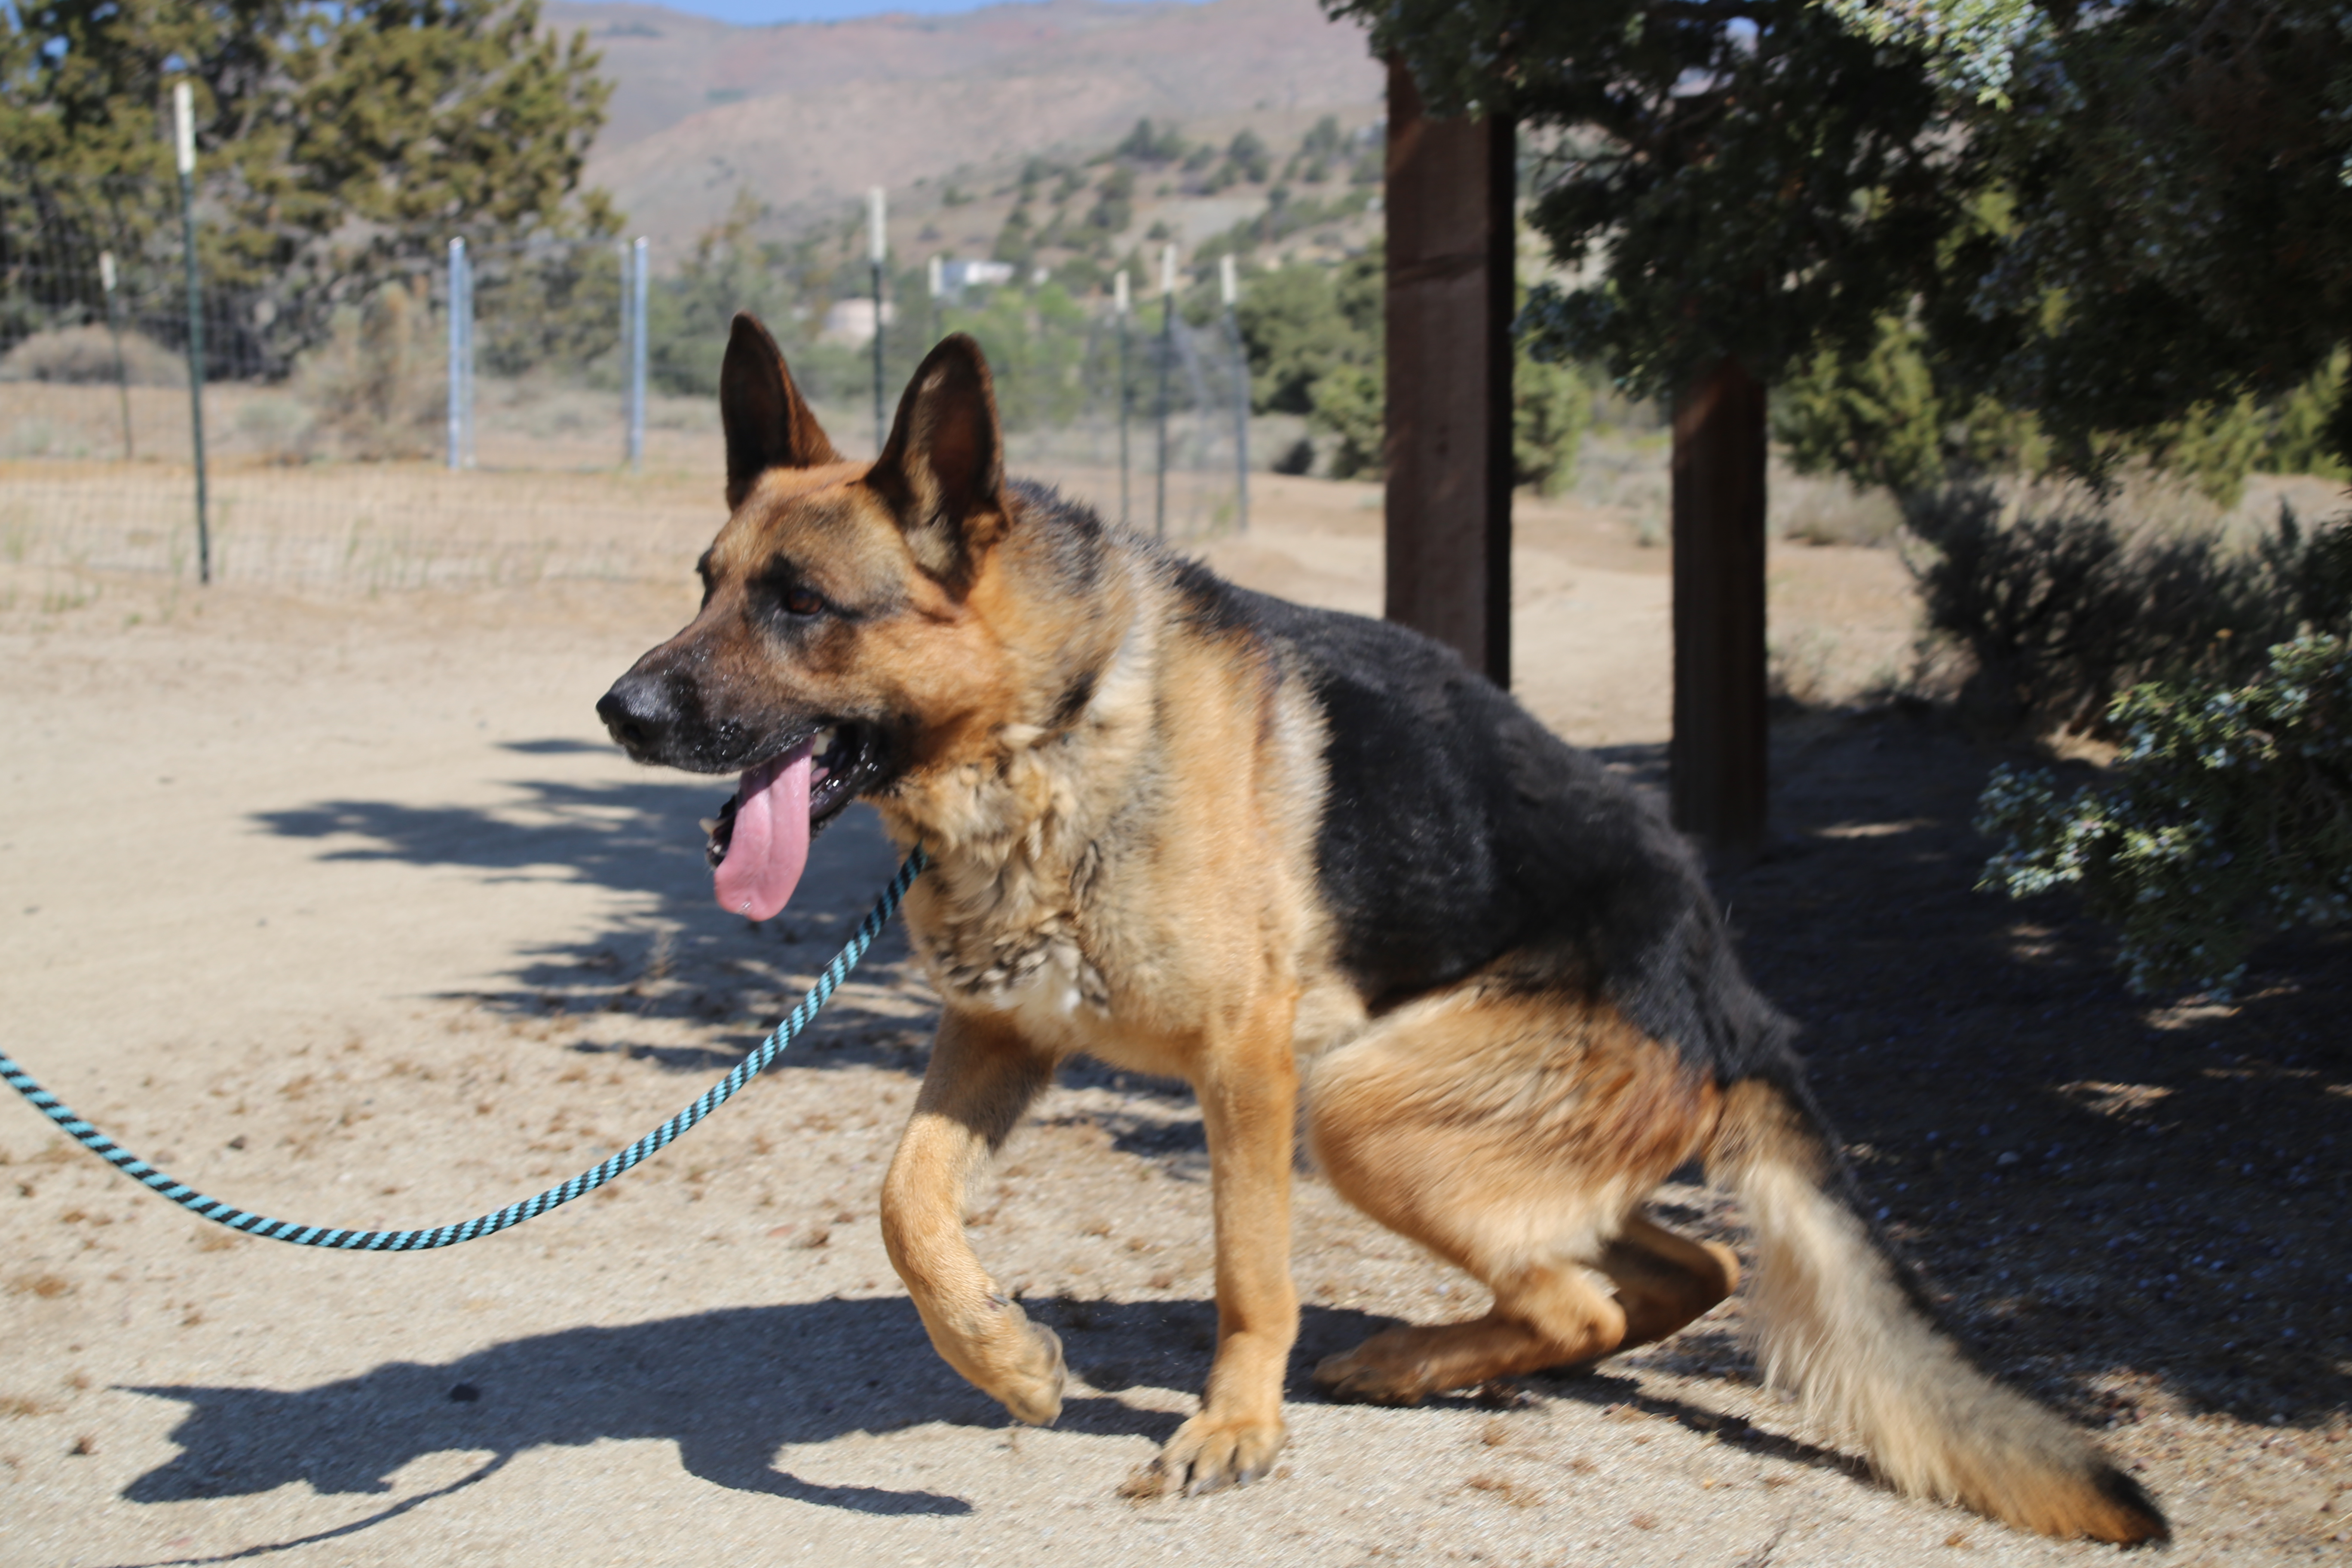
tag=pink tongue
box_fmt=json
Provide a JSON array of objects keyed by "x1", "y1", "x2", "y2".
[{"x1": 712, "y1": 741, "x2": 815, "y2": 922}]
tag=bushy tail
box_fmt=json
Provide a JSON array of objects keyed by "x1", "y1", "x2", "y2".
[{"x1": 1706, "y1": 1078, "x2": 2167, "y2": 1545}]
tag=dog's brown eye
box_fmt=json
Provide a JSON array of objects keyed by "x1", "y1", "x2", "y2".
[{"x1": 783, "y1": 585, "x2": 824, "y2": 617}]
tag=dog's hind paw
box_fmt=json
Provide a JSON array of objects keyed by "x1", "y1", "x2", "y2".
[
  {"x1": 1121, "y1": 1413, "x2": 1286, "y2": 1500},
  {"x1": 1311, "y1": 1343, "x2": 1433, "y2": 1406}
]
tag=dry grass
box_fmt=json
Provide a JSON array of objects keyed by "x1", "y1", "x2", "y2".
[
  {"x1": 0, "y1": 376, "x2": 1258, "y2": 601},
  {"x1": 0, "y1": 458, "x2": 726, "y2": 596}
]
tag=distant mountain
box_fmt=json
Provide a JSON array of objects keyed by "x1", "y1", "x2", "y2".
[{"x1": 544, "y1": 0, "x2": 1381, "y2": 242}]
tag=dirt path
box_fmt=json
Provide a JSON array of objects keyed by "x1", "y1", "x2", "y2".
[{"x1": 1, "y1": 484, "x2": 2340, "y2": 1566}]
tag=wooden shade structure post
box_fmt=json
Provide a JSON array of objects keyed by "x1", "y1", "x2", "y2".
[
  {"x1": 1669, "y1": 355, "x2": 1769, "y2": 860},
  {"x1": 1382, "y1": 57, "x2": 1515, "y2": 687}
]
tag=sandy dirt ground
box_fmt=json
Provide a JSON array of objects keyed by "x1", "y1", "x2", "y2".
[{"x1": 1, "y1": 471, "x2": 2343, "y2": 1567}]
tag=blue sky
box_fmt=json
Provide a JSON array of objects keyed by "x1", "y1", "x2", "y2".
[{"x1": 570, "y1": 0, "x2": 1195, "y2": 23}]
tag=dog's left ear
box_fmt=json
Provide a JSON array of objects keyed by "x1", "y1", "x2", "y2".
[{"x1": 870, "y1": 334, "x2": 1006, "y2": 587}]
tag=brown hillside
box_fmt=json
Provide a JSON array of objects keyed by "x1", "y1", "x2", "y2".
[{"x1": 544, "y1": 0, "x2": 1381, "y2": 242}]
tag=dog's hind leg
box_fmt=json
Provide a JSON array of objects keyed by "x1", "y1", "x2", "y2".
[
  {"x1": 881, "y1": 1006, "x2": 1066, "y2": 1425},
  {"x1": 1598, "y1": 1216, "x2": 1741, "y2": 1352},
  {"x1": 1306, "y1": 980, "x2": 1724, "y2": 1405}
]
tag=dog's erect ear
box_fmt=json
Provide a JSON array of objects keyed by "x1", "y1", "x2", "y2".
[
  {"x1": 720, "y1": 312, "x2": 839, "y2": 508},
  {"x1": 870, "y1": 334, "x2": 1006, "y2": 585}
]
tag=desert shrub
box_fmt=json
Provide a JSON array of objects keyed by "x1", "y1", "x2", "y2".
[
  {"x1": 1903, "y1": 485, "x2": 2334, "y2": 733},
  {"x1": 1778, "y1": 314, "x2": 2347, "y2": 503},
  {"x1": 1772, "y1": 467, "x2": 1905, "y2": 546},
  {"x1": 235, "y1": 395, "x2": 316, "y2": 463},
  {"x1": 1237, "y1": 245, "x2": 1595, "y2": 484},
  {"x1": 0, "y1": 325, "x2": 185, "y2": 386},
  {"x1": 1513, "y1": 352, "x2": 1591, "y2": 496},
  {"x1": 1775, "y1": 314, "x2": 1950, "y2": 494},
  {"x1": 1311, "y1": 362, "x2": 1384, "y2": 479},
  {"x1": 1978, "y1": 630, "x2": 2352, "y2": 996},
  {"x1": 292, "y1": 279, "x2": 444, "y2": 460},
  {"x1": 2258, "y1": 350, "x2": 2352, "y2": 482},
  {"x1": 1235, "y1": 261, "x2": 1360, "y2": 415}
]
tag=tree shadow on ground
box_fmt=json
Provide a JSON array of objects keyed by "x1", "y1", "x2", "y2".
[
  {"x1": 1724, "y1": 704, "x2": 2352, "y2": 1433},
  {"x1": 250, "y1": 750, "x2": 935, "y2": 1075}
]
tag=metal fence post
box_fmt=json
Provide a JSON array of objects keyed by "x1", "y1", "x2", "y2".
[
  {"x1": 1222, "y1": 254, "x2": 1248, "y2": 535},
  {"x1": 629, "y1": 235, "x2": 649, "y2": 474},
  {"x1": 616, "y1": 238, "x2": 631, "y2": 468},
  {"x1": 447, "y1": 238, "x2": 465, "y2": 471},
  {"x1": 462, "y1": 243, "x2": 475, "y2": 469},
  {"x1": 1115, "y1": 269, "x2": 1131, "y2": 529},
  {"x1": 99, "y1": 250, "x2": 132, "y2": 460},
  {"x1": 1155, "y1": 243, "x2": 1175, "y2": 541},
  {"x1": 869, "y1": 187, "x2": 888, "y2": 453},
  {"x1": 172, "y1": 81, "x2": 210, "y2": 585}
]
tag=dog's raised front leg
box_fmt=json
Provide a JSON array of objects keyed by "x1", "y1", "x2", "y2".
[
  {"x1": 881, "y1": 1006, "x2": 1065, "y2": 1424},
  {"x1": 1136, "y1": 1007, "x2": 1300, "y2": 1496}
]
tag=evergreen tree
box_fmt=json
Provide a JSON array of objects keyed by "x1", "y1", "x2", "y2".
[
  {"x1": 1326, "y1": 0, "x2": 2352, "y2": 479},
  {"x1": 2, "y1": 0, "x2": 613, "y2": 358},
  {"x1": 1325, "y1": 1, "x2": 1952, "y2": 401}
]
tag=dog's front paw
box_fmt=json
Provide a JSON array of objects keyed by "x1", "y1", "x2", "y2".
[
  {"x1": 987, "y1": 1301, "x2": 1067, "y2": 1426},
  {"x1": 1120, "y1": 1413, "x2": 1286, "y2": 1499}
]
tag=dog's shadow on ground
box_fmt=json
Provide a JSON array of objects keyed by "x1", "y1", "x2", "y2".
[
  {"x1": 118, "y1": 1292, "x2": 1287, "y2": 1550},
  {"x1": 115, "y1": 1298, "x2": 1411, "y2": 1530},
  {"x1": 122, "y1": 1298, "x2": 1009, "y2": 1519}
]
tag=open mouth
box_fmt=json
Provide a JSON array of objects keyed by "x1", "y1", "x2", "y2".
[{"x1": 702, "y1": 723, "x2": 882, "y2": 920}]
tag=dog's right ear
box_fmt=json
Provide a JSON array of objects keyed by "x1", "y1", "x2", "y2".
[{"x1": 720, "y1": 312, "x2": 839, "y2": 509}]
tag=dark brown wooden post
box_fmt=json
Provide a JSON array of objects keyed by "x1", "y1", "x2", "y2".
[
  {"x1": 1383, "y1": 56, "x2": 1514, "y2": 687},
  {"x1": 1670, "y1": 355, "x2": 1769, "y2": 858}
]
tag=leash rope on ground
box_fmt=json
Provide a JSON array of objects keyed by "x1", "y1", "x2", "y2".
[{"x1": 0, "y1": 845, "x2": 928, "y2": 1252}]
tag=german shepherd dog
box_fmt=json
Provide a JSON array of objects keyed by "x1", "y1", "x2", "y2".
[{"x1": 597, "y1": 317, "x2": 2165, "y2": 1544}]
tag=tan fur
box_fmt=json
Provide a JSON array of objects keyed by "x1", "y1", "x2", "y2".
[
  {"x1": 624, "y1": 328, "x2": 2163, "y2": 1537},
  {"x1": 1708, "y1": 1082, "x2": 2163, "y2": 1544},
  {"x1": 1305, "y1": 985, "x2": 1736, "y2": 1403},
  {"x1": 870, "y1": 541, "x2": 1327, "y2": 1495}
]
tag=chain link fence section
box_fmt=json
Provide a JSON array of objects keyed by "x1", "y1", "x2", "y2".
[
  {"x1": 3, "y1": 172, "x2": 1270, "y2": 599},
  {"x1": 888, "y1": 266, "x2": 1255, "y2": 543}
]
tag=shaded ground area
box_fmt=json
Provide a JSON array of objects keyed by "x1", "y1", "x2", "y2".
[{"x1": 1725, "y1": 707, "x2": 2352, "y2": 1444}]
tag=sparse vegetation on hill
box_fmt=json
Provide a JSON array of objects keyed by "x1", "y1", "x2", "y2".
[{"x1": 966, "y1": 114, "x2": 1383, "y2": 300}]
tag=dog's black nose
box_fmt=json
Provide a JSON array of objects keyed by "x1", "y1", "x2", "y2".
[{"x1": 597, "y1": 671, "x2": 676, "y2": 760}]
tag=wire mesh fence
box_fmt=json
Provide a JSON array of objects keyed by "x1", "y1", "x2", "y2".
[{"x1": 2, "y1": 171, "x2": 1267, "y2": 599}]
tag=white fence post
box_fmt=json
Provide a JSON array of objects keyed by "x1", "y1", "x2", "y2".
[{"x1": 173, "y1": 80, "x2": 211, "y2": 583}]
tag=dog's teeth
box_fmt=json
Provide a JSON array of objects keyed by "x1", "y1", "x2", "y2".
[{"x1": 813, "y1": 727, "x2": 836, "y2": 759}]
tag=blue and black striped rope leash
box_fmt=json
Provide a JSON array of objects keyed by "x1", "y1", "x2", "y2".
[{"x1": 0, "y1": 845, "x2": 928, "y2": 1252}]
